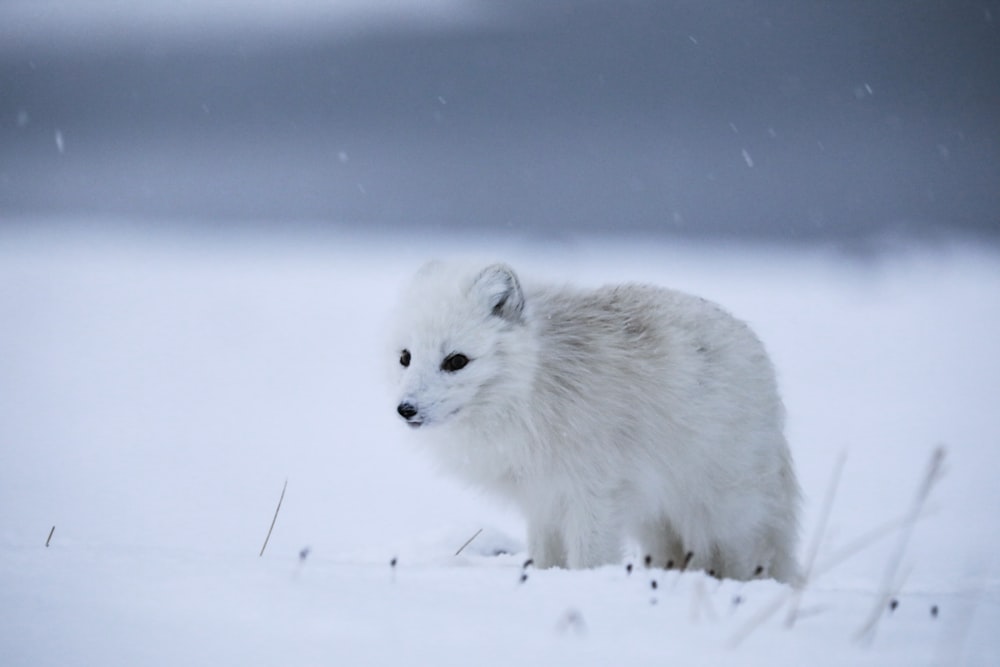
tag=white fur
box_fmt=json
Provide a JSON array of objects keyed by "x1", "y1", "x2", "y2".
[{"x1": 391, "y1": 261, "x2": 800, "y2": 582}]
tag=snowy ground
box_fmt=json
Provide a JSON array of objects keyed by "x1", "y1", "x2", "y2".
[{"x1": 1, "y1": 225, "x2": 998, "y2": 665}]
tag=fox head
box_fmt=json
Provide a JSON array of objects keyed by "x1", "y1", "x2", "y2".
[{"x1": 392, "y1": 262, "x2": 530, "y2": 429}]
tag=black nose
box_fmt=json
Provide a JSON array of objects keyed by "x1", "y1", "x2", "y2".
[{"x1": 397, "y1": 402, "x2": 418, "y2": 419}]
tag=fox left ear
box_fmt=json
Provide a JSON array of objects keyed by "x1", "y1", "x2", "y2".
[{"x1": 472, "y1": 263, "x2": 524, "y2": 322}]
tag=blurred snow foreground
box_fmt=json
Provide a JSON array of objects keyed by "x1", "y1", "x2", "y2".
[{"x1": 1, "y1": 226, "x2": 998, "y2": 665}]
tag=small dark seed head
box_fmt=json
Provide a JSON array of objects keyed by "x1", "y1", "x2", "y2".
[
  {"x1": 390, "y1": 557, "x2": 397, "y2": 568},
  {"x1": 708, "y1": 569, "x2": 716, "y2": 578},
  {"x1": 644, "y1": 554, "x2": 652, "y2": 567},
  {"x1": 519, "y1": 573, "x2": 529, "y2": 584},
  {"x1": 650, "y1": 579, "x2": 658, "y2": 590},
  {"x1": 733, "y1": 595, "x2": 744, "y2": 606},
  {"x1": 683, "y1": 551, "x2": 694, "y2": 568},
  {"x1": 626, "y1": 563, "x2": 633, "y2": 574},
  {"x1": 523, "y1": 558, "x2": 534, "y2": 569},
  {"x1": 299, "y1": 547, "x2": 311, "y2": 561},
  {"x1": 754, "y1": 565, "x2": 764, "y2": 577},
  {"x1": 931, "y1": 605, "x2": 939, "y2": 618},
  {"x1": 666, "y1": 560, "x2": 674, "y2": 569},
  {"x1": 889, "y1": 599, "x2": 899, "y2": 612}
]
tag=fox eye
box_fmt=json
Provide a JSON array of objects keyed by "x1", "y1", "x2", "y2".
[
  {"x1": 441, "y1": 353, "x2": 469, "y2": 372},
  {"x1": 400, "y1": 349, "x2": 411, "y2": 367}
]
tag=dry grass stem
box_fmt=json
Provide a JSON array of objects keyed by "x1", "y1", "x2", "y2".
[
  {"x1": 855, "y1": 447, "x2": 946, "y2": 645},
  {"x1": 730, "y1": 448, "x2": 941, "y2": 648},
  {"x1": 259, "y1": 478, "x2": 288, "y2": 558},
  {"x1": 786, "y1": 450, "x2": 847, "y2": 628},
  {"x1": 454, "y1": 528, "x2": 484, "y2": 557}
]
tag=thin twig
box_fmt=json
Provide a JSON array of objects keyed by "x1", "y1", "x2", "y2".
[
  {"x1": 728, "y1": 588, "x2": 795, "y2": 648},
  {"x1": 815, "y1": 511, "x2": 930, "y2": 578},
  {"x1": 786, "y1": 450, "x2": 847, "y2": 627},
  {"x1": 259, "y1": 478, "x2": 288, "y2": 557},
  {"x1": 855, "y1": 446, "x2": 946, "y2": 645},
  {"x1": 732, "y1": 449, "x2": 845, "y2": 648},
  {"x1": 454, "y1": 528, "x2": 483, "y2": 556},
  {"x1": 728, "y1": 503, "x2": 932, "y2": 648},
  {"x1": 729, "y1": 451, "x2": 938, "y2": 649},
  {"x1": 45, "y1": 525, "x2": 55, "y2": 548},
  {"x1": 690, "y1": 579, "x2": 719, "y2": 623}
]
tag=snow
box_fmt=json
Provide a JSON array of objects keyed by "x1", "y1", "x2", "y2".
[{"x1": 1, "y1": 226, "x2": 998, "y2": 665}]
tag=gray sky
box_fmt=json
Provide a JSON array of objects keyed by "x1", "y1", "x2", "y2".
[{"x1": 2, "y1": 0, "x2": 998, "y2": 245}]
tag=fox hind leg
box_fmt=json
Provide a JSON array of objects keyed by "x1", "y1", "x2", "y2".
[{"x1": 635, "y1": 518, "x2": 687, "y2": 569}]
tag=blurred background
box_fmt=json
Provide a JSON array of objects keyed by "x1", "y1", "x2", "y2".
[
  {"x1": 2, "y1": 2, "x2": 1000, "y2": 598},
  {"x1": 2, "y1": 0, "x2": 998, "y2": 247}
]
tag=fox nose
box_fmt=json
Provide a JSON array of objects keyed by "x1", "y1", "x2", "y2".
[{"x1": 397, "y1": 402, "x2": 418, "y2": 420}]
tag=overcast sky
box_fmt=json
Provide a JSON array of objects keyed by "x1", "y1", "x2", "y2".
[{"x1": 2, "y1": 1, "x2": 998, "y2": 245}]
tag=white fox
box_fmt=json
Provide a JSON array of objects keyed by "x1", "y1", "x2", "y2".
[{"x1": 391, "y1": 261, "x2": 800, "y2": 582}]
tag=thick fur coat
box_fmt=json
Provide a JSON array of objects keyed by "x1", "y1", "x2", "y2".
[{"x1": 392, "y1": 262, "x2": 800, "y2": 582}]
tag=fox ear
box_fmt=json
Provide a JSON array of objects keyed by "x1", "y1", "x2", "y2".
[{"x1": 472, "y1": 263, "x2": 524, "y2": 322}]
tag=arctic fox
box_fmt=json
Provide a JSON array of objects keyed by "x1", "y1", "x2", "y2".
[{"x1": 392, "y1": 261, "x2": 800, "y2": 582}]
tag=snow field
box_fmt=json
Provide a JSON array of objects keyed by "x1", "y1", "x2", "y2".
[{"x1": 1, "y1": 226, "x2": 997, "y2": 665}]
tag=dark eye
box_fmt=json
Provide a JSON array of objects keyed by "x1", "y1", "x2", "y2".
[
  {"x1": 441, "y1": 353, "x2": 469, "y2": 372},
  {"x1": 400, "y1": 349, "x2": 411, "y2": 367}
]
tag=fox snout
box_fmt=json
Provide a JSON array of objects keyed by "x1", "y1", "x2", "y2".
[{"x1": 397, "y1": 402, "x2": 422, "y2": 427}]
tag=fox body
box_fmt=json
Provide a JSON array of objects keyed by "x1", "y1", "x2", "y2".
[{"x1": 392, "y1": 262, "x2": 800, "y2": 581}]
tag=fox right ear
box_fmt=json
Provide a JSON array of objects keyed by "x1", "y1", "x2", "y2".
[{"x1": 472, "y1": 263, "x2": 524, "y2": 322}]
